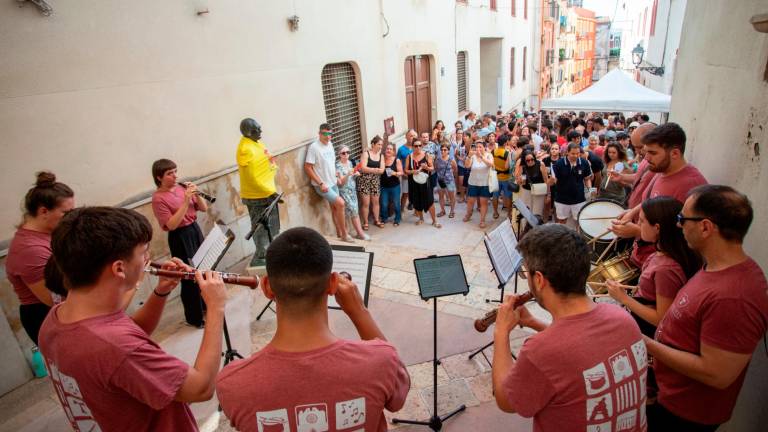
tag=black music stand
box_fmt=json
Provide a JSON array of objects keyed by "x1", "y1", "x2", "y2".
[
  {"x1": 392, "y1": 255, "x2": 469, "y2": 431},
  {"x1": 513, "y1": 198, "x2": 540, "y2": 238},
  {"x1": 194, "y1": 228, "x2": 243, "y2": 367},
  {"x1": 244, "y1": 193, "x2": 282, "y2": 320},
  {"x1": 469, "y1": 223, "x2": 525, "y2": 364}
]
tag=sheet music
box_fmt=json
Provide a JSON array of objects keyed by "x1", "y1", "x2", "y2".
[
  {"x1": 485, "y1": 222, "x2": 523, "y2": 284},
  {"x1": 192, "y1": 225, "x2": 231, "y2": 270},
  {"x1": 514, "y1": 198, "x2": 539, "y2": 228},
  {"x1": 329, "y1": 249, "x2": 372, "y2": 308},
  {"x1": 413, "y1": 255, "x2": 469, "y2": 299}
]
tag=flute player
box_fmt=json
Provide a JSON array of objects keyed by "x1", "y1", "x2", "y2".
[
  {"x1": 38, "y1": 207, "x2": 227, "y2": 431},
  {"x1": 151, "y1": 158, "x2": 208, "y2": 328}
]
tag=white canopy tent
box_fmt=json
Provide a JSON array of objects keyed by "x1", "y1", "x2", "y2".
[{"x1": 540, "y1": 69, "x2": 671, "y2": 112}]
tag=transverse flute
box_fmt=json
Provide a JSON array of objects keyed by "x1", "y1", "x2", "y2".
[
  {"x1": 474, "y1": 291, "x2": 534, "y2": 332},
  {"x1": 145, "y1": 263, "x2": 259, "y2": 289}
]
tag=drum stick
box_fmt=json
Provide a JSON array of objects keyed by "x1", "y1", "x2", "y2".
[
  {"x1": 586, "y1": 229, "x2": 612, "y2": 245},
  {"x1": 580, "y1": 216, "x2": 619, "y2": 220},
  {"x1": 588, "y1": 282, "x2": 637, "y2": 290},
  {"x1": 589, "y1": 294, "x2": 611, "y2": 298},
  {"x1": 595, "y1": 237, "x2": 618, "y2": 264}
]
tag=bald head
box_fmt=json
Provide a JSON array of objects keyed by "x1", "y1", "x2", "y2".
[{"x1": 631, "y1": 122, "x2": 656, "y2": 154}]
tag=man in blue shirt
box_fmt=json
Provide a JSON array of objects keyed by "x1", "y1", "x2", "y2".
[
  {"x1": 397, "y1": 129, "x2": 417, "y2": 212},
  {"x1": 550, "y1": 143, "x2": 593, "y2": 227}
]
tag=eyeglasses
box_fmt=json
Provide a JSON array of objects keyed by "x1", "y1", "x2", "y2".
[
  {"x1": 525, "y1": 158, "x2": 535, "y2": 162},
  {"x1": 413, "y1": 144, "x2": 422, "y2": 148},
  {"x1": 339, "y1": 151, "x2": 349, "y2": 155},
  {"x1": 676, "y1": 213, "x2": 705, "y2": 225}
]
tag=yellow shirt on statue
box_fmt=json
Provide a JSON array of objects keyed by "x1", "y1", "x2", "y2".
[{"x1": 237, "y1": 137, "x2": 277, "y2": 199}]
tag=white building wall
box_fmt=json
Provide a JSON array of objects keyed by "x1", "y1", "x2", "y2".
[
  {"x1": 0, "y1": 0, "x2": 536, "y2": 392},
  {"x1": 670, "y1": 0, "x2": 768, "y2": 430}
]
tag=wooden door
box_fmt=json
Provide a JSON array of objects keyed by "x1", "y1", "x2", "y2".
[{"x1": 404, "y1": 55, "x2": 432, "y2": 134}]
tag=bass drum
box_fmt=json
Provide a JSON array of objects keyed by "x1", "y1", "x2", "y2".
[{"x1": 577, "y1": 199, "x2": 629, "y2": 264}]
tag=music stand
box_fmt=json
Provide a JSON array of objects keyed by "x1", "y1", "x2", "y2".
[
  {"x1": 391, "y1": 255, "x2": 468, "y2": 431},
  {"x1": 468, "y1": 222, "x2": 525, "y2": 364},
  {"x1": 513, "y1": 198, "x2": 540, "y2": 238},
  {"x1": 245, "y1": 193, "x2": 282, "y2": 320}
]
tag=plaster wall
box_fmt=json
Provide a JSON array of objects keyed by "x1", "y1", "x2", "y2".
[{"x1": 669, "y1": 1, "x2": 768, "y2": 429}]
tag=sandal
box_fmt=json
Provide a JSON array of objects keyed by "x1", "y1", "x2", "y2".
[
  {"x1": 449, "y1": 212, "x2": 455, "y2": 218},
  {"x1": 479, "y1": 221, "x2": 486, "y2": 229},
  {"x1": 374, "y1": 221, "x2": 385, "y2": 228},
  {"x1": 415, "y1": 219, "x2": 424, "y2": 225},
  {"x1": 463, "y1": 214, "x2": 472, "y2": 222},
  {"x1": 436, "y1": 211, "x2": 446, "y2": 217},
  {"x1": 432, "y1": 222, "x2": 442, "y2": 229},
  {"x1": 493, "y1": 211, "x2": 500, "y2": 219},
  {"x1": 362, "y1": 223, "x2": 369, "y2": 231}
]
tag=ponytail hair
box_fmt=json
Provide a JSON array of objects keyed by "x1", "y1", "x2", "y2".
[{"x1": 23, "y1": 172, "x2": 74, "y2": 217}]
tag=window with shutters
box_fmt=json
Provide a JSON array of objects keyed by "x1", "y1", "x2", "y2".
[
  {"x1": 510, "y1": 47, "x2": 516, "y2": 86},
  {"x1": 523, "y1": 46, "x2": 527, "y2": 81},
  {"x1": 321, "y1": 63, "x2": 364, "y2": 160},
  {"x1": 457, "y1": 51, "x2": 468, "y2": 112}
]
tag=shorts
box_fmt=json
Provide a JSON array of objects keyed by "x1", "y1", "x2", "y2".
[
  {"x1": 555, "y1": 201, "x2": 586, "y2": 221},
  {"x1": 400, "y1": 177, "x2": 409, "y2": 194},
  {"x1": 457, "y1": 165, "x2": 470, "y2": 177},
  {"x1": 313, "y1": 184, "x2": 340, "y2": 204},
  {"x1": 438, "y1": 181, "x2": 457, "y2": 192},
  {"x1": 498, "y1": 179, "x2": 515, "y2": 198},
  {"x1": 467, "y1": 185, "x2": 492, "y2": 198}
]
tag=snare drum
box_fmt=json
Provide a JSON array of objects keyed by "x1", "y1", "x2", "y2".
[
  {"x1": 578, "y1": 199, "x2": 625, "y2": 263},
  {"x1": 587, "y1": 251, "x2": 640, "y2": 294}
]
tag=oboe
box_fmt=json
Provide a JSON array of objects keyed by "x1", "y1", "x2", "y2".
[
  {"x1": 145, "y1": 263, "x2": 258, "y2": 289},
  {"x1": 474, "y1": 291, "x2": 534, "y2": 332},
  {"x1": 178, "y1": 182, "x2": 217, "y2": 203}
]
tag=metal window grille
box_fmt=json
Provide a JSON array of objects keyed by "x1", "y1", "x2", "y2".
[
  {"x1": 457, "y1": 51, "x2": 468, "y2": 112},
  {"x1": 321, "y1": 63, "x2": 363, "y2": 160}
]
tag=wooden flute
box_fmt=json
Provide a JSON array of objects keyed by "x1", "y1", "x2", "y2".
[
  {"x1": 474, "y1": 291, "x2": 535, "y2": 332},
  {"x1": 145, "y1": 262, "x2": 259, "y2": 289}
]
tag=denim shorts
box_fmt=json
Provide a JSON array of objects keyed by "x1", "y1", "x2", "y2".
[
  {"x1": 467, "y1": 185, "x2": 492, "y2": 198},
  {"x1": 498, "y1": 179, "x2": 515, "y2": 198},
  {"x1": 313, "y1": 184, "x2": 340, "y2": 203}
]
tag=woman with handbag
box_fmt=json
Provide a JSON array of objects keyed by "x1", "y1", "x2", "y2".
[
  {"x1": 517, "y1": 150, "x2": 550, "y2": 226},
  {"x1": 405, "y1": 139, "x2": 441, "y2": 228},
  {"x1": 463, "y1": 141, "x2": 494, "y2": 228},
  {"x1": 435, "y1": 144, "x2": 458, "y2": 218}
]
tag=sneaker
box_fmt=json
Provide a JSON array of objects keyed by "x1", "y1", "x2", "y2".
[
  {"x1": 342, "y1": 235, "x2": 356, "y2": 243},
  {"x1": 355, "y1": 233, "x2": 371, "y2": 241}
]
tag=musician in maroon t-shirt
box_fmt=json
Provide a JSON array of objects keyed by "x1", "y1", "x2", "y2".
[
  {"x1": 611, "y1": 123, "x2": 707, "y2": 267},
  {"x1": 645, "y1": 185, "x2": 768, "y2": 430},
  {"x1": 39, "y1": 207, "x2": 227, "y2": 432},
  {"x1": 493, "y1": 224, "x2": 647, "y2": 432}
]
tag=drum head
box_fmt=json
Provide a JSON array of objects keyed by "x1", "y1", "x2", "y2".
[
  {"x1": 413, "y1": 171, "x2": 428, "y2": 184},
  {"x1": 578, "y1": 200, "x2": 625, "y2": 240}
]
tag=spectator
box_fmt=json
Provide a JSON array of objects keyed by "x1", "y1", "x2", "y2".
[
  {"x1": 405, "y1": 139, "x2": 441, "y2": 228},
  {"x1": 435, "y1": 144, "x2": 458, "y2": 218},
  {"x1": 335, "y1": 146, "x2": 369, "y2": 241},
  {"x1": 463, "y1": 141, "x2": 494, "y2": 228},
  {"x1": 358, "y1": 136, "x2": 385, "y2": 230},
  {"x1": 379, "y1": 142, "x2": 404, "y2": 226},
  {"x1": 598, "y1": 143, "x2": 632, "y2": 203}
]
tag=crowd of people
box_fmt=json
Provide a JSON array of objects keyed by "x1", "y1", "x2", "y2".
[
  {"x1": 3, "y1": 111, "x2": 767, "y2": 432},
  {"x1": 304, "y1": 110, "x2": 673, "y2": 240}
]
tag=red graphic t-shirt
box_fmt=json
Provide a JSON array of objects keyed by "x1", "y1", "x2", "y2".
[
  {"x1": 504, "y1": 303, "x2": 647, "y2": 432},
  {"x1": 38, "y1": 305, "x2": 196, "y2": 431},
  {"x1": 655, "y1": 258, "x2": 768, "y2": 425},
  {"x1": 645, "y1": 164, "x2": 707, "y2": 203},
  {"x1": 5, "y1": 228, "x2": 51, "y2": 305},
  {"x1": 216, "y1": 339, "x2": 410, "y2": 432},
  {"x1": 151, "y1": 186, "x2": 200, "y2": 231},
  {"x1": 636, "y1": 252, "x2": 687, "y2": 302}
]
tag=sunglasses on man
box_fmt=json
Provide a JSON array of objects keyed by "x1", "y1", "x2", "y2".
[{"x1": 676, "y1": 213, "x2": 706, "y2": 224}]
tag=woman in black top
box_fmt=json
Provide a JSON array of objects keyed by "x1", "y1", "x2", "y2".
[
  {"x1": 405, "y1": 139, "x2": 441, "y2": 228},
  {"x1": 516, "y1": 150, "x2": 550, "y2": 220},
  {"x1": 358, "y1": 136, "x2": 385, "y2": 229},
  {"x1": 541, "y1": 145, "x2": 561, "y2": 221}
]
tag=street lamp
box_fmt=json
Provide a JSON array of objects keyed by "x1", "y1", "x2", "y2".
[{"x1": 631, "y1": 43, "x2": 665, "y2": 76}]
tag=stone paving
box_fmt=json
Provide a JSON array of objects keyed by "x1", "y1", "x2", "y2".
[{"x1": 0, "y1": 200, "x2": 550, "y2": 432}]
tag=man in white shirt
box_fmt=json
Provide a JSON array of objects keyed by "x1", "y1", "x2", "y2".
[{"x1": 304, "y1": 123, "x2": 351, "y2": 242}]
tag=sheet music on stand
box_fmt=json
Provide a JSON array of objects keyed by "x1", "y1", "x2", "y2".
[
  {"x1": 329, "y1": 245, "x2": 373, "y2": 309},
  {"x1": 484, "y1": 221, "x2": 523, "y2": 285},
  {"x1": 192, "y1": 224, "x2": 235, "y2": 271}
]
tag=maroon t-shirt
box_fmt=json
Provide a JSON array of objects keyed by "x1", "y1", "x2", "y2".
[
  {"x1": 636, "y1": 252, "x2": 687, "y2": 302},
  {"x1": 152, "y1": 186, "x2": 200, "y2": 231},
  {"x1": 6, "y1": 228, "x2": 51, "y2": 305},
  {"x1": 654, "y1": 258, "x2": 768, "y2": 425},
  {"x1": 38, "y1": 305, "x2": 197, "y2": 431},
  {"x1": 216, "y1": 339, "x2": 410, "y2": 432},
  {"x1": 504, "y1": 303, "x2": 648, "y2": 432},
  {"x1": 645, "y1": 164, "x2": 707, "y2": 203}
]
